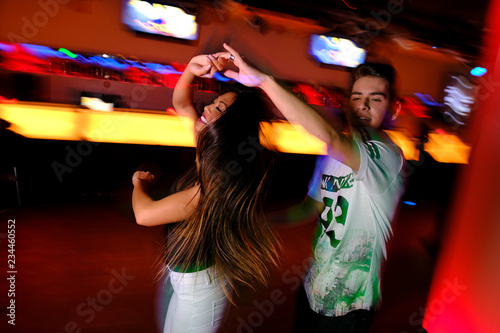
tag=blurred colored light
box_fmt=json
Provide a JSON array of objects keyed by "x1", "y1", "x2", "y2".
[
  {"x1": 425, "y1": 133, "x2": 471, "y2": 164},
  {"x1": 58, "y1": 48, "x2": 78, "y2": 59},
  {"x1": 0, "y1": 103, "x2": 471, "y2": 160},
  {"x1": 0, "y1": 104, "x2": 80, "y2": 140},
  {"x1": 213, "y1": 72, "x2": 232, "y2": 82},
  {"x1": 260, "y1": 121, "x2": 327, "y2": 155},
  {"x1": 0, "y1": 42, "x2": 15, "y2": 52},
  {"x1": 21, "y1": 43, "x2": 64, "y2": 58},
  {"x1": 3, "y1": 42, "x2": 182, "y2": 78},
  {"x1": 403, "y1": 201, "x2": 417, "y2": 206},
  {"x1": 470, "y1": 67, "x2": 487, "y2": 77},
  {"x1": 385, "y1": 130, "x2": 419, "y2": 161},
  {"x1": 166, "y1": 107, "x2": 177, "y2": 115},
  {"x1": 435, "y1": 128, "x2": 446, "y2": 135},
  {"x1": 0, "y1": 96, "x2": 18, "y2": 104},
  {"x1": 0, "y1": 103, "x2": 326, "y2": 154},
  {"x1": 81, "y1": 97, "x2": 114, "y2": 112},
  {"x1": 399, "y1": 96, "x2": 431, "y2": 118},
  {"x1": 414, "y1": 93, "x2": 443, "y2": 107}
]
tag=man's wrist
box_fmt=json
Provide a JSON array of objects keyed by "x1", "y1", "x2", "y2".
[{"x1": 259, "y1": 74, "x2": 274, "y2": 90}]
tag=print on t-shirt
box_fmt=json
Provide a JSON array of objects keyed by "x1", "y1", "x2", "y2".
[{"x1": 319, "y1": 173, "x2": 353, "y2": 248}]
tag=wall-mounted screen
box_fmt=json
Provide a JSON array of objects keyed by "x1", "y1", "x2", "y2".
[
  {"x1": 122, "y1": 0, "x2": 199, "y2": 41},
  {"x1": 309, "y1": 34, "x2": 367, "y2": 68}
]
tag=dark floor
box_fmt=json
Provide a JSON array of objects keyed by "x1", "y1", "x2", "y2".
[
  {"x1": 0, "y1": 193, "x2": 442, "y2": 333},
  {"x1": 0, "y1": 137, "x2": 456, "y2": 333}
]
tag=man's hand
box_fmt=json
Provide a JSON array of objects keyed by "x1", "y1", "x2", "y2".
[{"x1": 222, "y1": 43, "x2": 268, "y2": 87}]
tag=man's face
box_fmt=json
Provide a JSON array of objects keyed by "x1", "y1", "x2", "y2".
[{"x1": 347, "y1": 76, "x2": 391, "y2": 129}]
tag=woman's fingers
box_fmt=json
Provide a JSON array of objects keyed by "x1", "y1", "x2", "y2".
[
  {"x1": 207, "y1": 55, "x2": 218, "y2": 69},
  {"x1": 132, "y1": 171, "x2": 142, "y2": 185},
  {"x1": 221, "y1": 44, "x2": 266, "y2": 87},
  {"x1": 189, "y1": 61, "x2": 211, "y2": 76},
  {"x1": 196, "y1": 55, "x2": 224, "y2": 78},
  {"x1": 209, "y1": 54, "x2": 228, "y2": 72},
  {"x1": 190, "y1": 47, "x2": 251, "y2": 80},
  {"x1": 132, "y1": 171, "x2": 155, "y2": 185},
  {"x1": 213, "y1": 51, "x2": 232, "y2": 60}
]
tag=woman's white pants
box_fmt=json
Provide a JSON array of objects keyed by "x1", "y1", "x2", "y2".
[{"x1": 163, "y1": 266, "x2": 231, "y2": 333}]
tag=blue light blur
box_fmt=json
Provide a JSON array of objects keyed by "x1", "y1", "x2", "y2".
[
  {"x1": 213, "y1": 72, "x2": 232, "y2": 82},
  {"x1": 0, "y1": 42, "x2": 15, "y2": 52},
  {"x1": 414, "y1": 93, "x2": 443, "y2": 107},
  {"x1": 1, "y1": 42, "x2": 183, "y2": 76},
  {"x1": 21, "y1": 43, "x2": 67, "y2": 59},
  {"x1": 470, "y1": 67, "x2": 487, "y2": 77}
]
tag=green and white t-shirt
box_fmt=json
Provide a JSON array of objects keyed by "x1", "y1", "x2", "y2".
[{"x1": 305, "y1": 127, "x2": 405, "y2": 317}]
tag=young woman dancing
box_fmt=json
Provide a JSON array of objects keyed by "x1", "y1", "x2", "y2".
[{"x1": 132, "y1": 53, "x2": 280, "y2": 333}]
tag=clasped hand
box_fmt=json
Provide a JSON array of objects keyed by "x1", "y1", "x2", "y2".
[
  {"x1": 132, "y1": 170, "x2": 155, "y2": 187},
  {"x1": 188, "y1": 44, "x2": 268, "y2": 88}
]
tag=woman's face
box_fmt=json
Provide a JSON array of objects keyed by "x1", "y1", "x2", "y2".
[{"x1": 198, "y1": 92, "x2": 238, "y2": 125}]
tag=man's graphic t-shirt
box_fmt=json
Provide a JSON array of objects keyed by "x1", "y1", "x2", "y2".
[{"x1": 305, "y1": 128, "x2": 405, "y2": 317}]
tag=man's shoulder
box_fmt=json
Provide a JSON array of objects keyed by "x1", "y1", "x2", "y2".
[{"x1": 355, "y1": 127, "x2": 392, "y2": 144}]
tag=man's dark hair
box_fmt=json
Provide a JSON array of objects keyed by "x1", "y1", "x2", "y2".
[{"x1": 351, "y1": 63, "x2": 397, "y2": 101}]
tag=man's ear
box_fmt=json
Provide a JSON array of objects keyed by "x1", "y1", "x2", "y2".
[{"x1": 391, "y1": 99, "x2": 402, "y2": 120}]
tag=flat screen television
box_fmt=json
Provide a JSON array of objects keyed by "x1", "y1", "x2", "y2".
[
  {"x1": 309, "y1": 34, "x2": 367, "y2": 69},
  {"x1": 122, "y1": 0, "x2": 199, "y2": 41}
]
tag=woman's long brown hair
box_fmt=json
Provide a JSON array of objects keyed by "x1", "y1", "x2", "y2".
[{"x1": 158, "y1": 89, "x2": 280, "y2": 302}]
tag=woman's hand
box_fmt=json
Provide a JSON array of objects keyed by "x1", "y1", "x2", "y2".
[
  {"x1": 187, "y1": 54, "x2": 229, "y2": 78},
  {"x1": 221, "y1": 43, "x2": 269, "y2": 87},
  {"x1": 132, "y1": 171, "x2": 155, "y2": 187}
]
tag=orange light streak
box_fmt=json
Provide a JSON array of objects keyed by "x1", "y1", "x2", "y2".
[{"x1": 0, "y1": 102, "x2": 470, "y2": 161}]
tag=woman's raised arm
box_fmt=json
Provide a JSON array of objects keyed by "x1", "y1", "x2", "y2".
[{"x1": 173, "y1": 54, "x2": 228, "y2": 122}]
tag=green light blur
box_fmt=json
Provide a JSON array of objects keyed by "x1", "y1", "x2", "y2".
[{"x1": 58, "y1": 48, "x2": 77, "y2": 59}]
